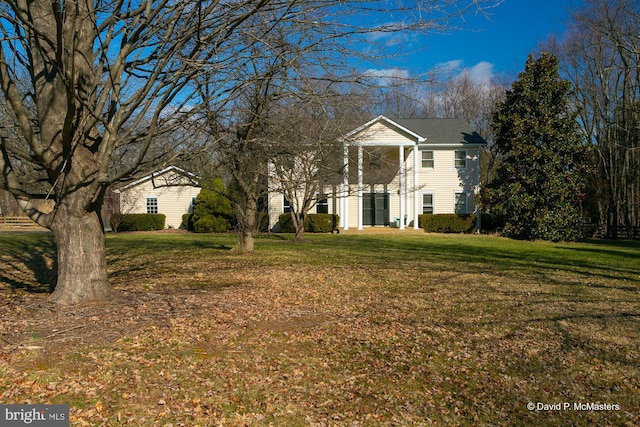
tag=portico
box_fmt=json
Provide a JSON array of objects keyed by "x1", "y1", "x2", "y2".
[{"x1": 339, "y1": 116, "x2": 425, "y2": 231}]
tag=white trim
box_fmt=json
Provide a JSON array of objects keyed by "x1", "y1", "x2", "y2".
[
  {"x1": 418, "y1": 143, "x2": 485, "y2": 149},
  {"x1": 455, "y1": 150, "x2": 468, "y2": 169},
  {"x1": 422, "y1": 192, "x2": 434, "y2": 214},
  {"x1": 341, "y1": 115, "x2": 427, "y2": 145},
  {"x1": 357, "y1": 145, "x2": 363, "y2": 230},
  {"x1": 454, "y1": 191, "x2": 468, "y2": 214},
  {"x1": 413, "y1": 146, "x2": 419, "y2": 229},
  {"x1": 342, "y1": 144, "x2": 349, "y2": 230},
  {"x1": 146, "y1": 196, "x2": 159, "y2": 214},
  {"x1": 399, "y1": 145, "x2": 405, "y2": 230},
  {"x1": 114, "y1": 165, "x2": 199, "y2": 193}
]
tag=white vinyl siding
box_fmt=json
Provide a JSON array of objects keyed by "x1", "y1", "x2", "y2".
[{"x1": 118, "y1": 170, "x2": 201, "y2": 228}]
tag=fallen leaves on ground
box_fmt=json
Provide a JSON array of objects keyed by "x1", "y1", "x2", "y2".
[{"x1": 1, "y1": 233, "x2": 639, "y2": 426}]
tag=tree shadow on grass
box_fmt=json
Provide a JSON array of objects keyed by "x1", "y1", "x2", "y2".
[{"x1": 0, "y1": 232, "x2": 57, "y2": 294}]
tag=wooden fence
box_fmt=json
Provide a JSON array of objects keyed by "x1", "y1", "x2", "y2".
[{"x1": 0, "y1": 216, "x2": 42, "y2": 229}]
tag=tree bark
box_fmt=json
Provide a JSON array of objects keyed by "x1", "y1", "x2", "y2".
[
  {"x1": 237, "y1": 228, "x2": 255, "y2": 253},
  {"x1": 49, "y1": 204, "x2": 113, "y2": 305},
  {"x1": 236, "y1": 203, "x2": 256, "y2": 253}
]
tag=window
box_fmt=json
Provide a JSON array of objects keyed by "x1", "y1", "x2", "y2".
[
  {"x1": 421, "y1": 150, "x2": 434, "y2": 169},
  {"x1": 146, "y1": 197, "x2": 158, "y2": 214},
  {"x1": 455, "y1": 150, "x2": 467, "y2": 169},
  {"x1": 454, "y1": 192, "x2": 467, "y2": 214},
  {"x1": 189, "y1": 196, "x2": 196, "y2": 213},
  {"x1": 283, "y1": 197, "x2": 291, "y2": 213},
  {"x1": 422, "y1": 193, "x2": 434, "y2": 214},
  {"x1": 316, "y1": 195, "x2": 329, "y2": 214}
]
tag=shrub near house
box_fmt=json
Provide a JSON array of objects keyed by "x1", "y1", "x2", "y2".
[
  {"x1": 418, "y1": 213, "x2": 499, "y2": 234},
  {"x1": 191, "y1": 178, "x2": 234, "y2": 233},
  {"x1": 278, "y1": 213, "x2": 339, "y2": 233},
  {"x1": 110, "y1": 213, "x2": 166, "y2": 232}
]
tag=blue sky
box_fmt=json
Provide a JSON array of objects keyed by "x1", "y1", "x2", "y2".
[{"x1": 371, "y1": 0, "x2": 575, "y2": 84}]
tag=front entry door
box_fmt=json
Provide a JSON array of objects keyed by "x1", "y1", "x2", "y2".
[{"x1": 363, "y1": 193, "x2": 389, "y2": 226}]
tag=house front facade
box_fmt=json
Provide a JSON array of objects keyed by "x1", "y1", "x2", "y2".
[
  {"x1": 268, "y1": 116, "x2": 487, "y2": 231},
  {"x1": 113, "y1": 166, "x2": 201, "y2": 229}
]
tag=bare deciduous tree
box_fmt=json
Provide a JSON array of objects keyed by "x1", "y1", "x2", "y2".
[
  {"x1": 0, "y1": 0, "x2": 502, "y2": 304},
  {"x1": 197, "y1": 0, "x2": 502, "y2": 245},
  {"x1": 553, "y1": 0, "x2": 640, "y2": 237},
  {"x1": 0, "y1": 0, "x2": 276, "y2": 304}
]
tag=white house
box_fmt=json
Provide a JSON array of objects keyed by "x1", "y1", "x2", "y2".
[
  {"x1": 113, "y1": 166, "x2": 201, "y2": 229},
  {"x1": 268, "y1": 116, "x2": 487, "y2": 231}
]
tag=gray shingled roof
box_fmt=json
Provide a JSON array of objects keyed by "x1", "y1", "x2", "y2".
[{"x1": 391, "y1": 118, "x2": 486, "y2": 145}]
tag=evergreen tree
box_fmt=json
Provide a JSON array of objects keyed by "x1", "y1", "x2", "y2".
[
  {"x1": 481, "y1": 53, "x2": 591, "y2": 241},
  {"x1": 192, "y1": 179, "x2": 235, "y2": 233}
]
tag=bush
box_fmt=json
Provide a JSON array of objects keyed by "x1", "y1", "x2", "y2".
[
  {"x1": 110, "y1": 213, "x2": 165, "y2": 232},
  {"x1": 278, "y1": 213, "x2": 295, "y2": 233},
  {"x1": 192, "y1": 178, "x2": 234, "y2": 233},
  {"x1": 193, "y1": 215, "x2": 230, "y2": 233},
  {"x1": 478, "y1": 213, "x2": 501, "y2": 233},
  {"x1": 181, "y1": 213, "x2": 194, "y2": 231},
  {"x1": 277, "y1": 213, "x2": 340, "y2": 233},
  {"x1": 257, "y1": 212, "x2": 270, "y2": 233},
  {"x1": 305, "y1": 214, "x2": 339, "y2": 233},
  {"x1": 418, "y1": 214, "x2": 475, "y2": 233}
]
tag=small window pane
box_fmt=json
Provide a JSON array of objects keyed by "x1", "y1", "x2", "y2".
[
  {"x1": 316, "y1": 196, "x2": 329, "y2": 214},
  {"x1": 421, "y1": 150, "x2": 434, "y2": 168},
  {"x1": 454, "y1": 192, "x2": 467, "y2": 214},
  {"x1": 146, "y1": 197, "x2": 158, "y2": 214},
  {"x1": 455, "y1": 151, "x2": 467, "y2": 168},
  {"x1": 422, "y1": 194, "x2": 433, "y2": 214}
]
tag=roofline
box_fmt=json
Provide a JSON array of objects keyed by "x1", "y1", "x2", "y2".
[
  {"x1": 114, "y1": 165, "x2": 200, "y2": 193},
  {"x1": 418, "y1": 142, "x2": 488, "y2": 148},
  {"x1": 340, "y1": 115, "x2": 427, "y2": 144}
]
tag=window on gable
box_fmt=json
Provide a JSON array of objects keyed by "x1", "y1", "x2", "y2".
[
  {"x1": 454, "y1": 192, "x2": 467, "y2": 214},
  {"x1": 421, "y1": 150, "x2": 434, "y2": 169},
  {"x1": 283, "y1": 196, "x2": 291, "y2": 213},
  {"x1": 422, "y1": 193, "x2": 434, "y2": 214},
  {"x1": 455, "y1": 150, "x2": 467, "y2": 169},
  {"x1": 146, "y1": 197, "x2": 158, "y2": 214}
]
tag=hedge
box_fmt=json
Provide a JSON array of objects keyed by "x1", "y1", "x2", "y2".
[
  {"x1": 305, "y1": 213, "x2": 339, "y2": 233},
  {"x1": 193, "y1": 215, "x2": 231, "y2": 233},
  {"x1": 418, "y1": 214, "x2": 476, "y2": 233},
  {"x1": 417, "y1": 214, "x2": 501, "y2": 233},
  {"x1": 277, "y1": 213, "x2": 340, "y2": 233},
  {"x1": 278, "y1": 213, "x2": 295, "y2": 233},
  {"x1": 110, "y1": 213, "x2": 165, "y2": 232}
]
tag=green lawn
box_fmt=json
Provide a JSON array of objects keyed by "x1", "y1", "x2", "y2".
[{"x1": 1, "y1": 231, "x2": 639, "y2": 426}]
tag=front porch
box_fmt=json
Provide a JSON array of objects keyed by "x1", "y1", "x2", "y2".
[{"x1": 338, "y1": 116, "x2": 424, "y2": 231}]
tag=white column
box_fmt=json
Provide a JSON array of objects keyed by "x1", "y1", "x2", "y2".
[
  {"x1": 399, "y1": 145, "x2": 405, "y2": 230},
  {"x1": 413, "y1": 145, "x2": 419, "y2": 229},
  {"x1": 475, "y1": 149, "x2": 482, "y2": 232},
  {"x1": 342, "y1": 144, "x2": 349, "y2": 230},
  {"x1": 357, "y1": 145, "x2": 363, "y2": 230}
]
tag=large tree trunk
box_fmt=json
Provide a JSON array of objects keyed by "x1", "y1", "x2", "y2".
[
  {"x1": 291, "y1": 212, "x2": 305, "y2": 242},
  {"x1": 237, "y1": 228, "x2": 255, "y2": 253},
  {"x1": 234, "y1": 197, "x2": 257, "y2": 253},
  {"x1": 49, "y1": 204, "x2": 113, "y2": 305}
]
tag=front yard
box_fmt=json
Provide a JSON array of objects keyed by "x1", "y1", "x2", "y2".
[{"x1": 1, "y1": 231, "x2": 639, "y2": 425}]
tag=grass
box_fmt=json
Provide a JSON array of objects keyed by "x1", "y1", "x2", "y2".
[{"x1": 0, "y1": 230, "x2": 639, "y2": 426}]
